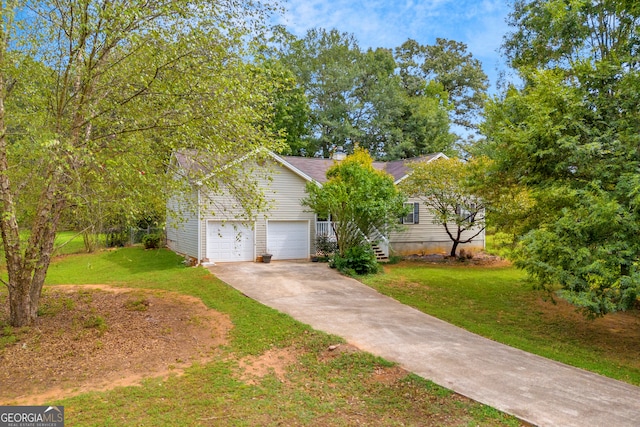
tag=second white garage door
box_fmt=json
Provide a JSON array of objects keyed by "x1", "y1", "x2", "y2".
[
  {"x1": 206, "y1": 221, "x2": 254, "y2": 262},
  {"x1": 267, "y1": 221, "x2": 309, "y2": 260}
]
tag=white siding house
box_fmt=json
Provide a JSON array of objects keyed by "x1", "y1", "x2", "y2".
[{"x1": 166, "y1": 150, "x2": 485, "y2": 264}]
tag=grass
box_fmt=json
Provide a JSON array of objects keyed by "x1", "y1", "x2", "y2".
[
  {"x1": 0, "y1": 246, "x2": 524, "y2": 426},
  {"x1": 361, "y1": 262, "x2": 640, "y2": 386}
]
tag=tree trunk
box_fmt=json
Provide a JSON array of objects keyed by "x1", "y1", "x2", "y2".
[
  {"x1": 8, "y1": 278, "x2": 41, "y2": 326},
  {"x1": 450, "y1": 240, "x2": 460, "y2": 258}
]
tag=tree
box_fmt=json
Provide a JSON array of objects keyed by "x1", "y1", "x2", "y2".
[
  {"x1": 482, "y1": 0, "x2": 640, "y2": 316},
  {"x1": 0, "y1": 0, "x2": 280, "y2": 326},
  {"x1": 255, "y1": 56, "x2": 311, "y2": 156},
  {"x1": 302, "y1": 148, "x2": 407, "y2": 256},
  {"x1": 278, "y1": 28, "x2": 364, "y2": 158},
  {"x1": 395, "y1": 38, "x2": 489, "y2": 129},
  {"x1": 400, "y1": 157, "x2": 486, "y2": 257},
  {"x1": 272, "y1": 28, "x2": 457, "y2": 159}
]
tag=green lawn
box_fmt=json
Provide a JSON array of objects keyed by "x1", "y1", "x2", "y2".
[
  {"x1": 361, "y1": 262, "x2": 640, "y2": 386},
  {"x1": 0, "y1": 247, "x2": 523, "y2": 426}
]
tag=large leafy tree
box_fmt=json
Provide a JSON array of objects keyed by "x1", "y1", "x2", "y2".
[
  {"x1": 302, "y1": 148, "x2": 407, "y2": 256},
  {"x1": 272, "y1": 28, "x2": 456, "y2": 159},
  {"x1": 400, "y1": 157, "x2": 486, "y2": 257},
  {"x1": 0, "y1": 0, "x2": 280, "y2": 326},
  {"x1": 483, "y1": 0, "x2": 640, "y2": 316},
  {"x1": 278, "y1": 28, "x2": 363, "y2": 158},
  {"x1": 395, "y1": 38, "x2": 489, "y2": 129}
]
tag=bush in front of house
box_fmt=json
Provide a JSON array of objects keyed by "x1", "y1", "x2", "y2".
[
  {"x1": 142, "y1": 233, "x2": 164, "y2": 249},
  {"x1": 331, "y1": 245, "x2": 380, "y2": 276},
  {"x1": 315, "y1": 234, "x2": 338, "y2": 260}
]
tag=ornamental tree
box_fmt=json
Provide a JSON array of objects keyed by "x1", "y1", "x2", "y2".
[
  {"x1": 302, "y1": 148, "x2": 407, "y2": 256},
  {"x1": 400, "y1": 157, "x2": 486, "y2": 257}
]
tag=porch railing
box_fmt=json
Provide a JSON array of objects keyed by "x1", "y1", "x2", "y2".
[
  {"x1": 316, "y1": 221, "x2": 389, "y2": 258},
  {"x1": 316, "y1": 221, "x2": 336, "y2": 241}
]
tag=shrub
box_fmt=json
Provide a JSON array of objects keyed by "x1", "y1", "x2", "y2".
[
  {"x1": 142, "y1": 233, "x2": 163, "y2": 249},
  {"x1": 332, "y1": 245, "x2": 380, "y2": 276},
  {"x1": 315, "y1": 234, "x2": 338, "y2": 258},
  {"x1": 106, "y1": 228, "x2": 128, "y2": 247}
]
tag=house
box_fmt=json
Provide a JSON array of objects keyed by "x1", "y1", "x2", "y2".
[{"x1": 166, "y1": 150, "x2": 485, "y2": 264}]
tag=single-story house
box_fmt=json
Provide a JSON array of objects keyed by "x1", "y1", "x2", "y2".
[{"x1": 166, "y1": 150, "x2": 485, "y2": 264}]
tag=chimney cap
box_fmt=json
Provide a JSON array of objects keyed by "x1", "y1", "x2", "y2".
[{"x1": 332, "y1": 146, "x2": 346, "y2": 161}]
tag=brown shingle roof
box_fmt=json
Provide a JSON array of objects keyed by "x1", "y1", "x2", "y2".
[{"x1": 280, "y1": 153, "x2": 443, "y2": 183}]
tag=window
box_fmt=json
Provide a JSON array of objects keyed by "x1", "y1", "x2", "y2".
[
  {"x1": 456, "y1": 203, "x2": 477, "y2": 223},
  {"x1": 402, "y1": 202, "x2": 420, "y2": 224}
]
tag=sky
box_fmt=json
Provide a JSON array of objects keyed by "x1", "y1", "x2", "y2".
[{"x1": 275, "y1": 0, "x2": 515, "y2": 94}]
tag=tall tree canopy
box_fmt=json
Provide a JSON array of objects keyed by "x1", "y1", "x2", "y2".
[
  {"x1": 395, "y1": 38, "x2": 489, "y2": 129},
  {"x1": 269, "y1": 28, "x2": 463, "y2": 160},
  {"x1": 482, "y1": 0, "x2": 640, "y2": 316},
  {"x1": 0, "y1": 0, "x2": 281, "y2": 326}
]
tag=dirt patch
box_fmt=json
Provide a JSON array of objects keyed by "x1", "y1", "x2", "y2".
[
  {"x1": 0, "y1": 285, "x2": 232, "y2": 405},
  {"x1": 533, "y1": 295, "x2": 640, "y2": 364},
  {"x1": 318, "y1": 343, "x2": 360, "y2": 362},
  {"x1": 401, "y1": 252, "x2": 511, "y2": 267},
  {"x1": 368, "y1": 365, "x2": 410, "y2": 385},
  {"x1": 237, "y1": 346, "x2": 303, "y2": 385}
]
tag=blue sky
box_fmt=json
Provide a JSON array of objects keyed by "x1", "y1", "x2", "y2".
[{"x1": 275, "y1": 0, "x2": 515, "y2": 93}]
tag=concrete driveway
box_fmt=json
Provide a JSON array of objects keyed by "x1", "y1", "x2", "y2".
[{"x1": 209, "y1": 261, "x2": 640, "y2": 427}]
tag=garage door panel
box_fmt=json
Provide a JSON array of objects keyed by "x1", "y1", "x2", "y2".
[
  {"x1": 207, "y1": 221, "x2": 254, "y2": 262},
  {"x1": 267, "y1": 221, "x2": 309, "y2": 260}
]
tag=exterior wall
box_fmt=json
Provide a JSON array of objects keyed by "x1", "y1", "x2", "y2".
[
  {"x1": 389, "y1": 199, "x2": 485, "y2": 256},
  {"x1": 166, "y1": 190, "x2": 200, "y2": 260},
  {"x1": 195, "y1": 159, "x2": 315, "y2": 262}
]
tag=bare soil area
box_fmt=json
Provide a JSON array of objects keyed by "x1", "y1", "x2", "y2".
[
  {"x1": 403, "y1": 251, "x2": 512, "y2": 267},
  {"x1": 0, "y1": 285, "x2": 232, "y2": 405}
]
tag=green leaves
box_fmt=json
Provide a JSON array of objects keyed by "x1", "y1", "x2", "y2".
[
  {"x1": 484, "y1": 0, "x2": 640, "y2": 316},
  {"x1": 0, "y1": 0, "x2": 282, "y2": 325},
  {"x1": 516, "y1": 184, "x2": 640, "y2": 315},
  {"x1": 400, "y1": 157, "x2": 486, "y2": 257},
  {"x1": 302, "y1": 149, "x2": 407, "y2": 256}
]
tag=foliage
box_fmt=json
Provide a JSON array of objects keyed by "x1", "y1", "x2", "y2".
[
  {"x1": 482, "y1": 0, "x2": 640, "y2": 316},
  {"x1": 315, "y1": 234, "x2": 338, "y2": 258},
  {"x1": 0, "y1": 0, "x2": 281, "y2": 326},
  {"x1": 395, "y1": 38, "x2": 489, "y2": 129},
  {"x1": 331, "y1": 244, "x2": 380, "y2": 276},
  {"x1": 269, "y1": 28, "x2": 458, "y2": 159},
  {"x1": 302, "y1": 149, "x2": 407, "y2": 256},
  {"x1": 254, "y1": 54, "x2": 311, "y2": 155},
  {"x1": 142, "y1": 233, "x2": 164, "y2": 250},
  {"x1": 400, "y1": 157, "x2": 486, "y2": 257}
]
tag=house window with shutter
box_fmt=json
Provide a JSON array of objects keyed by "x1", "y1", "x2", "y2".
[{"x1": 402, "y1": 202, "x2": 420, "y2": 224}]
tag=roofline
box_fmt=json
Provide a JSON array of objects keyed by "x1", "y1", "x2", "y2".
[
  {"x1": 267, "y1": 151, "x2": 322, "y2": 186},
  {"x1": 394, "y1": 152, "x2": 449, "y2": 185}
]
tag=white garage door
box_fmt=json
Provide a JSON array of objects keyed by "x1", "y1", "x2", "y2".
[
  {"x1": 206, "y1": 221, "x2": 254, "y2": 262},
  {"x1": 267, "y1": 221, "x2": 309, "y2": 260}
]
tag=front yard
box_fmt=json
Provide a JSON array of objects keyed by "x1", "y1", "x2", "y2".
[{"x1": 0, "y1": 246, "x2": 523, "y2": 426}]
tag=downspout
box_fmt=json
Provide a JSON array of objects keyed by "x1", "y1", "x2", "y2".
[{"x1": 197, "y1": 187, "x2": 202, "y2": 266}]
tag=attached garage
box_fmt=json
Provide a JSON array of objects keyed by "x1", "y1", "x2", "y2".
[
  {"x1": 266, "y1": 221, "x2": 309, "y2": 260},
  {"x1": 206, "y1": 221, "x2": 254, "y2": 262}
]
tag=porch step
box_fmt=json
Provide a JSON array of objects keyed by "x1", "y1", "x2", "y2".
[{"x1": 371, "y1": 244, "x2": 388, "y2": 262}]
